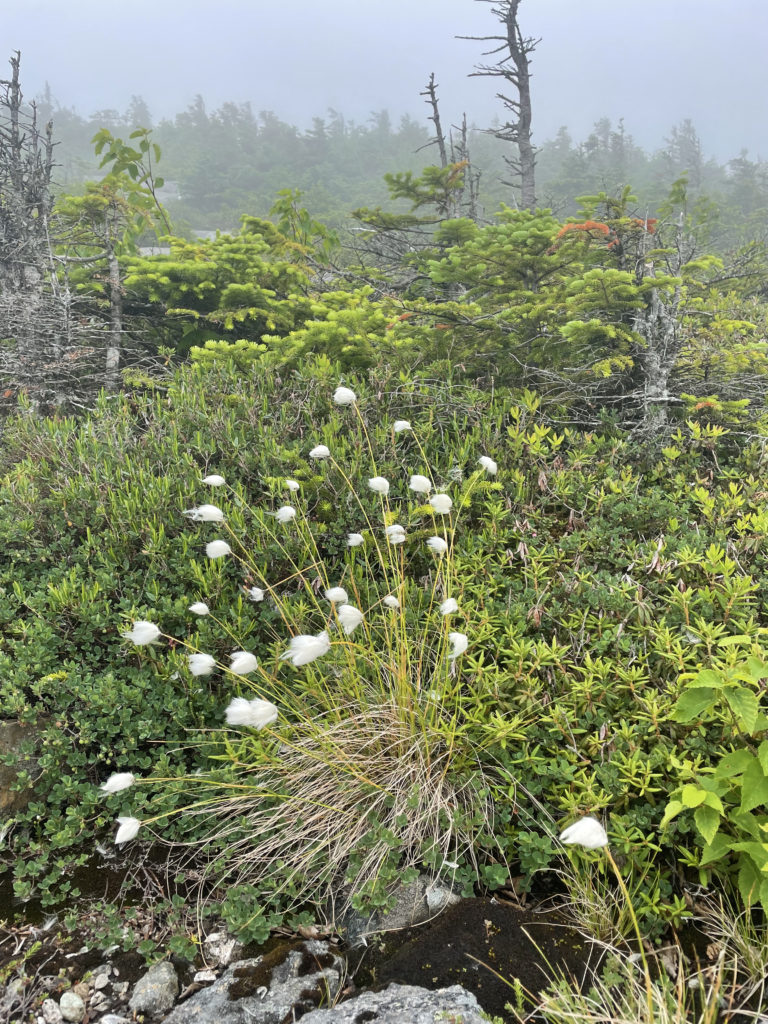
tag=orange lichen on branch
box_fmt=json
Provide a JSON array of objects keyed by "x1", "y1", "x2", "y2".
[
  {"x1": 631, "y1": 217, "x2": 658, "y2": 233},
  {"x1": 556, "y1": 220, "x2": 612, "y2": 239}
]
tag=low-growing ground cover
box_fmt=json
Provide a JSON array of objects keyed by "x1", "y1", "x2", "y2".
[{"x1": 2, "y1": 362, "x2": 768, "y2": 1013}]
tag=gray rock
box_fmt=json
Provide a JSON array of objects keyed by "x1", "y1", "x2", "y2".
[
  {"x1": 161, "y1": 940, "x2": 343, "y2": 1024},
  {"x1": 128, "y1": 960, "x2": 179, "y2": 1015},
  {"x1": 92, "y1": 969, "x2": 111, "y2": 990},
  {"x1": 40, "y1": 998, "x2": 63, "y2": 1024},
  {"x1": 342, "y1": 874, "x2": 460, "y2": 945},
  {"x1": 97, "y1": 1016, "x2": 132, "y2": 1024},
  {"x1": 58, "y1": 990, "x2": 86, "y2": 1023},
  {"x1": 298, "y1": 982, "x2": 488, "y2": 1023},
  {"x1": 202, "y1": 929, "x2": 243, "y2": 966}
]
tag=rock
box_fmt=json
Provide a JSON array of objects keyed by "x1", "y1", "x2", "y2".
[
  {"x1": 0, "y1": 719, "x2": 42, "y2": 812},
  {"x1": 202, "y1": 929, "x2": 243, "y2": 966},
  {"x1": 72, "y1": 981, "x2": 90, "y2": 1002},
  {"x1": 298, "y1": 982, "x2": 488, "y2": 1023},
  {"x1": 92, "y1": 970, "x2": 111, "y2": 990},
  {"x1": 193, "y1": 969, "x2": 217, "y2": 984},
  {"x1": 58, "y1": 990, "x2": 86, "y2": 1022},
  {"x1": 128, "y1": 960, "x2": 179, "y2": 1015},
  {"x1": 40, "y1": 998, "x2": 63, "y2": 1024},
  {"x1": 342, "y1": 874, "x2": 456, "y2": 945},
  {"x1": 97, "y1": 1016, "x2": 132, "y2": 1024},
  {"x1": 0, "y1": 975, "x2": 23, "y2": 1014},
  {"x1": 89, "y1": 991, "x2": 110, "y2": 1011},
  {"x1": 161, "y1": 940, "x2": 343, "y2": 1024}
]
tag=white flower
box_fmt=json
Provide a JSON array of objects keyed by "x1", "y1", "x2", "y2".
[
  {"x1": 409, "y1": 474, "x2": 432, "y2": 494},
  {"x1": 225, "y1": 697, "x2": 278, "y2": 729},
  {"x1": 368, "y1": 476, "x2": 390, "y2": 496},
  {"x1": 206, "y1": 540, "x2": 232, "y2": 559},
  {"x1": 189, "y1": 601, "x2": 210, "y2": 616},
  {"x1": 183, "y1": 504, "x2": 225, "y2": 523},
  {"x1": 309, "y1": 444, "x2": 331, "y2": 460},
  {"x1": 383, "y1": 595, "x2": 400, "y2": 609},
  {"x1": 478, "y1": 455, "x2": 498, "y2": 476},
  {"x1": 448, "y1": 632, "x2": 468, "y2": 660},
  {"x1": 559, "y1": 817, "x2": 609, "y2": 850},
  {"x1": 286, "y1": 479, "x2": 300, "y2": 492},
  {"x1": 429, "y1": 493, "x2": 453, "y2": 515},
  {"x1": 229, "y1": 650, "x2": 259, "y2": 675},
  {"x1": 440, "y1": 598, "x2": 459, "y2": 616},
  {"x1": 275, "y1": 505, "x2": 297, "y2": 524},
  {"x1": 100, "y1": 772, "x2": 135, "y2": 794},
  {"x1": 426, "y1": 536, "x2": 448, "y2": 555},
  {"x1": 202, "y1": 474, "x2": 226, "y2": 487},
  {"x1": 188, "y1": 652, "x2": 217, "y2": 676},
  {"x1": 385, "y1": 524, "x2": 406, "y2": 544},
  {"x1": 347, "y1": 532, "x2": 365, "y2": 547},
  {"x1": 248, "y1": 587, "x2": 265, "y2": 602},
  {"x1": 333, "y1": 385, "x2": 357, "y2": 406},
  {"x1": 337, "y1": 604, "x2": 364, "y2": 635},
  {"x1": 325, "y1": 586, "x2": 348, "y2": 604},
  {"x1": 393, "y1": 420, "x2": 412, "y2": 433},
  {"x1": 114, "y1": 816, "x2": 141, "y2": 844},
  {"x1": 280, "y1": 630, "x2": 331, "y2": 666},
  {"x1": 122, "y1": 620, "x2": 161, "y2": 646}
]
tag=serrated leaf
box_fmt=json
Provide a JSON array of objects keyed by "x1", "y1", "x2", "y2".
[
  {"x1": 715, "y1": 748, "x2": 754, "y2": 778},
  {"x1": 725, "y1": 685, "x2": 759, "y2": 733},
  {"x1": 694, "y1": 804, "x2": 721, "y2": 845},
  {"x1": 740, "y1": 758, "x2": 768, "y2": 814},
  {"x1": 738, "y1": 856, "x2": 762, "y2": 907},
  {"x1": 759, "y1": 741, "x2": 768, "y2": 776},
  {"x1": 681, "y1": 784, "x2": 707, "y2": 809},
  {"x1": 687, "y1": 670, "x2": 723, "y2": 689},
  {"x1": 673, "y1": 688, "x2": 716, "y2": 721},
  {"x1": 699, "y1": 831, "x2": 732, "y2": 866},
  {"x1": 716, "y1": 635, "x2": 752, "y2": 648}
]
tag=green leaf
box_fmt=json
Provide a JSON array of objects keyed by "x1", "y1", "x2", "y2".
[
  {"x1": 699, "y1": 831, "x2": 732, "y2": 866},
  {"x1": 680, "y1": 784, "x2": 707, "y2": 809},
  {"x1": 716, "y1": 635, "x2": 752, "y2": 648},
  {"x1": 738, "y1": 856, "x2": 762, "y2": 908},
  {"x1": 725, "y1": 685, "x2": 759, "y2": 733},
  {"x1": 759, "y1": 741, "x2": 768, "y2": 776},
  {"x1": 714, "y1": 748, "x2": 754, "y2": 778},
  {"x1": 740, "y1": 758, "x2": 768, "y2": 814},
  {"x1": 694, "y1": 804, "x2": 721, "y2": 846},
  {"x1": 688, "y1": 669, "x2": 724, "y2": 689},
  {"x1": 660, "y1": 799, "x2": 684, "y2": 827},
  {"x1": 673, "y1": 688, "x2": 716, "y2": 722}
]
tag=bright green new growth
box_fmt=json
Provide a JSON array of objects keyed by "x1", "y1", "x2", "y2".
[{"x1": 114, "y1": 386, "x2": 501, "y2": 937}]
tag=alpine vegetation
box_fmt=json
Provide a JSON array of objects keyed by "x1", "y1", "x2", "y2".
[{"x1": 110, "y1": 384, "x2": 503, "y2": 938}]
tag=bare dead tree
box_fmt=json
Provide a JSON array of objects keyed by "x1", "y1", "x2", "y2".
[
  {"x1": 420, "y1": 73, "x2": 449, "y2": 168},
  {"x1": 462, "y1": 0, "x2": 539, "y2": 211}
]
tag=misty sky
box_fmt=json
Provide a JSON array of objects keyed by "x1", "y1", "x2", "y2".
[{"x1": 5, "y1": 0, "x2": 767, "y2": 160}]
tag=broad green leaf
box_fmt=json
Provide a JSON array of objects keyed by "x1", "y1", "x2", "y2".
[
  {"x1": 673, "y1": 688, "x2": 716, "y2": 722},
  {"x1": 687, "y1": 670, "x2": 724, "y2": 689},
  {"x1": 758, "y1": 741, "x2": 768, "y2": 776},
  {"x1": 740, "y1": 759, "x2": 768, "y2": 814},
  {"x1": 716, "y1": 634, "x2": 752, "y2": 648},
  {"x1": 732, "y1": 841, "x2": 768, "y2": 868},
  {"x1": 738, "y1": 856, "x2": 762, "y2": 907},
  {"x1": 660, "y1": 799, "x2": 684, "y2": 827},
  {"x1": 694, "y1": 804, "x2": 721, "y2": 846},
  {"x1": 714, "y1": 748, "x2": 754, "y2": 778},
  {"x1": 725, "y1": 685, "x2": 759, "y2": 733},
  {"x1": 699, "y1": 831, "x2": 732, "y2": 866},
  {"x1": 680, "y1": 785, "x2": 707, "y2": 809},
  {"x1": 747, "y1": 658, "x2": 768, "y2": 684}
]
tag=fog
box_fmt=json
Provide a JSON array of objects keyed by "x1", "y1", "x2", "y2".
[{"x1": 5, "y1": 0, "x2": 767, "y2": 159}]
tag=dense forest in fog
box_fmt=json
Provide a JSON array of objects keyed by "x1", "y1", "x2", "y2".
[{"x1": 38, "y1": 88, "x2": 768, "y2": 245}]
